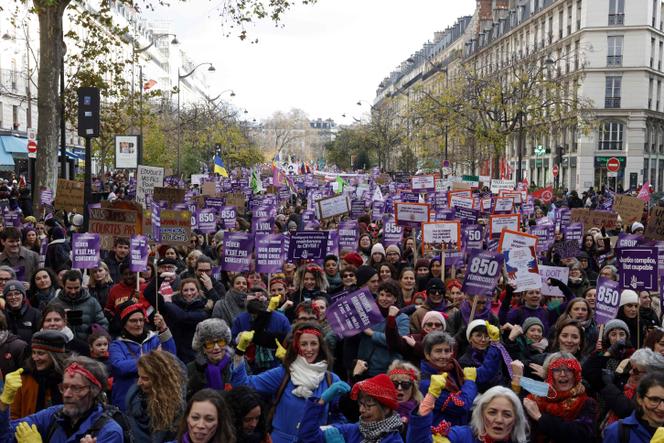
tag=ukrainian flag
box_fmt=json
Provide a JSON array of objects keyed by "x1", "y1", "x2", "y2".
[{"x1": 213, "y1": 154, "x2": 228, "y2": 177}]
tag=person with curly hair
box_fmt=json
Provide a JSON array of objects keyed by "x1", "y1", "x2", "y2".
[
  {"x1": 127, "y1": 350, "x2": 187, "y2": 443},
  {"x1": 224, "y1": 386, "x2": 270, "y2": 443},
  {"x1": 172, "y1": 388, "x2": 237, "y2": 443}
]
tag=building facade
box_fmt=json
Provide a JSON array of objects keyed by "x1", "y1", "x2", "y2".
[{"x1": 375, "y1": 0, "x2": 664, "y2": 193}]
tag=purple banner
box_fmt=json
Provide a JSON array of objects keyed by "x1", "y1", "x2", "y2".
[
  {"x1": 222, "y1": 232, "x2": 254, "y2": 272},
  {"x1": 3, "y1": 211, "x2": 20, "y2": 228},
  {"x1": 457, "y1": 207, "x2": 479, "y2": 225},
  {"x1": 151, "y1": 202, "x2": 161, "y2": 242},
  {"x1": 326, "y1": 231, "x2": 339, "y2": 257},
  {"x1": 350, "y1": 200, "x2": 366, "y2": 218},
  {"x1": 287, "y1": 231, "x2": 328, "y2": 260},
  {"x1": 197, "y1": 208, "x2": 217, "y2": 234},
  {"x1": 326, "y1": 287, "x2": 384, "y2": 338},
  {"x1": 371, "y1": 202, "x2": 385, "y2": 221},
  {"x1": 563, "y1": 223, "x2": 583, "y2": 246},
  {"x1": 254, "y1": 205, "x2": 276, "y2": 219},
  {"x1": 220, "y1": 206, "x2": 237, "y2": 230},
  {"x1": 205, "y1": 197, "x2": 226, "y2": 212},
  {"x1": 71, "y1": 233, "x2": 101, "y2": 270},
  {"x1": 255, "y1": 234, "x2": 286, "y2": 273},
  {"x1": 616, "y1": 233, "x2": 646, "y2": 249},
  {"x1": 381, "y1": 216, "x2": 403, "y2": 247},
  {"x1": 129, "y1": 235, "x2": 149, "y2": 272},
  {"x1": 461, "y1": 251, "x2": 504, "y2": 297},
  {"x1": 429, "y1": 192, "x2": 448, "y2": 210},
  {"x1": 40, "y1": 188, "x2": 53, "y2": 205},
  {"x1": 553, "y1": 240, "x2": 581, "y2": 260},
  {"x1": 398, "y1": 191, "x2": 420, "y2": 203},
  {"x1": 462, "y1": 224, "x2": 484, "y2": 251},
  {"x1": 338, "y1": 221, "x2": 359, "y2": 251},
  {"x1": 595, "y1": 276, "x2": 621, "y2": 325},
  {"x1": 617, "y1": 246, "x2": 658, "y2": 291},
  {"x1": 530, "y1": 223, "x2": 555, "y2": 254},
  {"x1": 252, "y1": 216, "x2": 274, "y2": 234}
]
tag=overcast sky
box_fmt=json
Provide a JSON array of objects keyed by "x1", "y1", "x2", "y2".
[{"x1": 147, "y1": 0, "x2": 475, "y2": 124}]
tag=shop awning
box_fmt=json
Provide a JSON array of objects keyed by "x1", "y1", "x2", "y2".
[{"x1": 0, "y1": 135, "x2": 27, "y2": 154}]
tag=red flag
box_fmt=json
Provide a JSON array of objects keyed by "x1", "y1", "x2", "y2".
[
  {"x1": 532, "y1": 186, "x2": 554, "y2": 204},
  {"x1": 143, "y1": 79, "x2": 157, "y2": 91},
  {"x1": 637, "y1": 181, "x2": 651, "y2": 203}
]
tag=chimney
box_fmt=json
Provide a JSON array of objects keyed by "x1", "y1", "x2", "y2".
[{"x1": 478, "y1": 0, "x2": 493, "y2": 21}]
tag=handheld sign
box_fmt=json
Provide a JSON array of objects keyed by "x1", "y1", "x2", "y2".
[
  {"x1": 394, "y1": 202, "x2": 430, "y2": 227},
  {"x1": 71, "y1": 233, "x2": 101, "y2": 270},
  {"x1": 461, "y1": 251, "x2": 504, "y2": 297},
  {"x1": 595, "y1": 277, "x2": 621, "y2": 325}
]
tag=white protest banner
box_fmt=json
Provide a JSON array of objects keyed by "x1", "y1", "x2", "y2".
[
  {"x1": 317, "y1": 194, "x2": 350, "y2": 219},
  {"x1": 422, "y1": 221, "x2": 461, "y2": 255},
  {"x1": 394, "y1": 202, "x2": 430, "y2": 227},
  {"x1": 498, "y1": 229, "x2": 538, "y2": 253},
  {"x1": 489, "y1": 214, "x2": 521, "y2": 238},
  {"x1": 493, "y1": 196, "x2": 515, "y2": 213},
  {"x1": 411, "y1": 175, "x2": 435, "y2": 192},
  {"x1": 539, "y1": 265, "x2": 570, "y2": 297},
  {"x1": 450, "y1": 195, "x2": 474, "y2": 210},
  {"x1": 490, "y1": 179, "x2": 515, "y2": 194},
  {"x1": 136, "y1": 165, "x2": 164, "y2": 206},
  {"x1": 503, "y1": 246, "x2": 541, "y2": 291},
  {"x1": 499, "y1": 190, "x2": 523, "y2": 204},
  {"x1": 191, "y1": 174, "x2": 206, "y2": 186}
]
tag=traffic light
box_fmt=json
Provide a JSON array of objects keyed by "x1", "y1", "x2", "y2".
[
  {"x1": 77, "y1": 87, "x2": 100, "y2": 138},
  {"x1": 555, "y1": 145, "x2": 564, "y2": 164}
]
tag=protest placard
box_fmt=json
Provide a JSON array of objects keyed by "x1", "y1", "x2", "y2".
[
  {"x1": 326, "y1": 288, "x2": 384, "y2": 338},
  {"x1": 493, "y1": 197, "x2": 515, "y2": 214},
  {"x1": 617, "y1": 246, "x2": 658, "y2": 291},
  {"x1": 570, "y1": 208, "x2": 618, "y2": 231},
  {"x1": 498, "y1": 229, "x2": 538, "y2": 253},
  {"x1": 489, "y1": 214, "x2": 520, "y2": 238},
  {"x1": 539, "y1": 265, "x2": 569, "y2": 297},
  {"x1": 317, "y1": 194, "x2": 350, "y2": 219},
  {"x1": 490, "y1": 179, "x2": 515, "y2": 194},
  {"x1": 152, "y1": 187, "x2": 186, "y2": 207},
  {"x1": 201, "y1": 181, "x2": 217, "y2": 196},
  {"x1": 422, "y1": 221, "x2": 461, "y2": 252},
  {"x1": 136, "y1": 165, "x2": 164, "y2": 206},
  {"x1": 224, "y1": 192, "x2": 247, "y2": 215},
  {"x1": 613, "y1": 194, "x2": 645, "y2": 227},
  {"x1": 529, "y1": 223, "x2": 555, "y2": 254},
  {"x1": 54, "y1": 179, "x2": 84, "y2": 213},
  {"x1": 450, "y1": 195, "x2": 474, "y2": 210},
  {"x1": 255, "y1": 234, "x2": 286, "y2": 273},
  {"x1": 129, "y1": 235, "x2": 149, "y2": 272},
  {"x1": 382, "y1": 217, "x2": 404, "y2": 247},
  {"x1": 252, "y1": 216, "x2": 274, "y2": 234},
  {"x1": 461, "y1": 251, "x2": 504, "y2": 296},
  {"x1": 159, "y1": 210, "x2": 192, "y2": 245},
  {"x1": 287, "y1": 231, "x2": 328, "y2": 260},
  {"x1": 646, "y1": 206, "x2": 664, "y2": 240},
  {"x1": 499, "y1": 190, "x2": 523, "y2": 204},
  {"x1": 411, "y1": 175, "x2": 435, "y2": 192},
  {"x1": 595, "y1": 277, "x2": 622, "y2": 325},
  {"x1": 394, "y1": 202, "x2": 430, "y2": 227},
  {"x1": 553, "y1": 239, "x2": 581, "y2": 259},
  {"x1": 197, "y1": 208, "x2": 217, "y2": 234},
  {"x1": 338, "y1": 221, "x2": 359, "y2": 251},
  {"x1": 563, "y1": 223, "x2": 584, "y2": 246},
  {"x1": 89, "y1": 205, "x2": 141, "y2": 250},
  {"x1": 222, "y1": 232, "x2": 254, "y2": 272},
  {"x1": 462, "y1": 224, "x2": 484, "y2": 251},
  {"x1": 503, "y1": 246, "x2": 541, "y2": 291},
  {"x1": 71, "y1": 233, "x2": 101, "y2": 269}
]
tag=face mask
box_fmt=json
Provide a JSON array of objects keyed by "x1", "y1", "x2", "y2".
[{"x1": 519, "y1": 376, "x2": 551, "y2": 397}]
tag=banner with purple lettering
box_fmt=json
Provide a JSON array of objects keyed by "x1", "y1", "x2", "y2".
[
  {"x1": 71, "y1": 233, "x2": 101, "y2": 269},
  {"x1": 595, "y1": 276, "x2": 622, "y2": 325},
  {"x1": 222, "y1": 232, "x2": 254, "y2": 272},
  {"x1": 326, "y1": 287, "x2": 384, "y2": 338},
  {"x1": 129, "y1": 235, "x2": 149, "y2": 272}
]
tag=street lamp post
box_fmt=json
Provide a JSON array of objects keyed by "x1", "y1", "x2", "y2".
[{"x1": 177, "y1": 62, "x2": 216, "y2": 175}]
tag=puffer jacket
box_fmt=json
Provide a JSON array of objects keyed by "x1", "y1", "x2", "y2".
[
  {"x1": 4, "y1": 300, "x2": 41, "y2": 343},
  {"x1": 47, "y1": 288, "x2": 109, "y2": 341},
  {"x1": 0, "y1": 331, "x2": 27, "y2": 376},
  {"x1": 357, "y1": 313, "x2": 410, "y2": 377}
]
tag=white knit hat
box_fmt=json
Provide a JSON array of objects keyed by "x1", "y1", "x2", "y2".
[
  {"x1": 619, "y1": 289, "x2": 639, "y2": 307},
  {"x1": 371, "y1": 243, "x2": 386, "y2": 256},
  {"x1": 466, "y1": 319, "x2": 487, "y2": 342}
]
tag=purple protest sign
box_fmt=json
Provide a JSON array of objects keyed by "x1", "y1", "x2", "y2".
[
  {"x1": 461, "y1": 251, "x2": 504, "y2": 296},
  {"x1": 617, "y1": 246, "x2": 658, "y2": 291},
  {"x1": 326, "y1": 287, "x2": 384, "y2": 338},
  {"x1": 553, "y1": 240, "x2": 581, "y2": 260},
  {"x1": 252, "y1": 216, "x2": 274, "y2": 234},
  {"x1": 129, "y1": 235, "x2": 149, "y2": 272},
  {"x1": 371, "y1": 201, "x2": 385, "y2": 221},
  {"x1": 462, "y1": 224, "x2": 484, "y2": 251},
  {"x1": 205, "y1": 197, "x2": 225, "y2": 212},
  {"x1": 529, "y1": 223, "x2": 555, "y2": 254},
  {"x1": 350, "y1": 200, "x2": 366, "y2": 218},
  {"x1": 255, "y1": 234, "x2": 286, "y2": 273},
  {"x1": 563, "y1": 223, "x2": 583, "y2": 246},
  {"x1": 302, "y1": 210, "x2": 316, "y2": 224},
  {"x1": 287, "y1": 231, "x2": 328, "y2": 260},
  {"x1": 197, "y1": 208, "x2": 217, "y2": 234},
  {"x1": 429, "y1": 192, "x2": 448, "y2": 210},
  {"x1": 338, "y1": 221, "x2": 359, "y2": 251},
  {"x1": 222, "y1": 232, "x2": 254, "y2": 272},
  {"x1": 595, "y1": 276, "x2": 622, "y2": 325},
  {"x1": 398, "y1": 191, "x2": 420, "y2": 203},
  {"x1": 457, "y1": 207, "x2": 479, "y2": 225},
  {"x1": 435, "y1": 208, "x2": 456, "y2": 221},
  {"x1": 3, "y1": 211, "x2": 20, "y2": 228},
  {"x1": 71, "y1": 233, "x2": 101, "y2": 270},
  {"x1": 326, "y1": 231, "x2": 339, "y2": 256},
  {"x1": 151, "y1": 202, "x2": 161, "y2": 242},
  {"x1": 40, "y1": 188, "x2": 53, "y2": 205},
  {"x1": 381, "y1": 216, "x2": 403, "y2": 247},
  {"x1": 219, "y1": 206, "x2": 237, "y2": 229},
  {"x1": 616, "y1": 233, "x2": 645, "y2": 249},
  {"x1": 254, "y1": 205, "x2": 277, "y2": 218}
]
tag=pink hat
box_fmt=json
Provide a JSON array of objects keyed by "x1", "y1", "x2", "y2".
[{"x1": 421, "y1": 311, "x2": 446, "y2": 330}]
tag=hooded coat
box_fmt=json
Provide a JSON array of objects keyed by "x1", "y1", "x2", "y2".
[
  {"x1": 48, "y1": 288, "x2": 108, "y2": 341},
  {"x1": 4, "y1": 299, "x2": 41, "y2": 343}
]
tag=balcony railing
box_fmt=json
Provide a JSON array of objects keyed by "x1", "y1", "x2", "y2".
[{"x1": 605, "y1": 97, "x2": 621, "y2": 108}]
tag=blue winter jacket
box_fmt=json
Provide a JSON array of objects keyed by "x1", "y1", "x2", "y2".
[
  {"x1": 299, "y1": 397, "x2": 404, "y2": 443},
  {"x1": 603, "y1": 411, "x2": 655, "y2": 443},
  {"x1": 407, "y1": 410, "x2": 483, "y2": 443},
  {"x1": 357, "y1": 313, "x2": 410, "y2": 377},
  {"x1": 231, "y1": 361, "x2": 341, "y2": 443},
  {"x1": 0, "y1": 404, "x2": 123, "y2": 443},
  {"x1": 109, "y1": 329, "x2": 177, "y2": 411}
]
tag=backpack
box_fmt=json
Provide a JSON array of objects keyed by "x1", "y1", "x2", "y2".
[
  {"x1": 266, "y1": 370, "x2": 333, "y2": 432},
  {"x1": 46, "y1": 404, "x2": 135, "y2": 443}
]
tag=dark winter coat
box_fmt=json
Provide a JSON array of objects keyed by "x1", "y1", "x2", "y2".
[{"x1": 48, "y1": 288, "x2": 108, "y2": 341}]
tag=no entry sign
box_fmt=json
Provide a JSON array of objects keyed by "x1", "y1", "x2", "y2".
[{"x1": 607, "y1": 157, "x2": 620, "y2": 173}]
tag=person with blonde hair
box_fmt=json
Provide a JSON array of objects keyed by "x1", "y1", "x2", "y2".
[
  {"x1": 387, "y1": 360, "x2": 422, "y2": 427},
  {"x1": 291, "y1": 264, "x2": 329, "y2": 306},
  {"x1": 126, "y1": 350, "x2": 187, "y2": 443}
]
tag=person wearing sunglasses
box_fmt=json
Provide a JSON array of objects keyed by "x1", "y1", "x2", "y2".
[
  {"x1": 410, "y1": 279, "x2": 449, "y2": 334},
  {"x1": 330, "y1": 265, "x2": 358, "y2": 295},
  {"x1": 187, "y1": 318, "x2": 234, "y2": 401},
  {"x1": 387, "y1": 361, "x2": 422, "y2": 429}
]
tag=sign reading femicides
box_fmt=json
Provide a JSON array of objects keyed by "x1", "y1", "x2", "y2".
[
  {"x1": 326, "y1": 287, "x2": 384, "y2": 338},
  {"x1": 461, "y1": 251, "x2": 504, "y2": 297},
  {"x1": 71, "y1": 233, "x2": 101, "y2": 269},
  {"x1": 595, "y1": 276, "x2": 622, "y2": 325}
]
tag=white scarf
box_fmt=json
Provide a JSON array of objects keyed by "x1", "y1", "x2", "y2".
[{"x1": 289, "y1": 355, "x2": 327, "y2": 398}]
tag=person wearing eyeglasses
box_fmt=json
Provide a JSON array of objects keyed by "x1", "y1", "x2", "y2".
[
  {"x1": 522, "y1": 353, "x2": 597, "y2": 443},
  {"x1": 458, "y1": 320, "x2": 504, "y2": 394},
  {"x1": 187, "y1": 318, "x2": 234, "y2": 400},
  {"x1": 387, "y1": 360, "x2": 422, "y2": 428},
  {"x1": 603, "y1": 372, "x2": 664, "y2": 443},
  {"x1": 331, "y1": 265, "x2": 358, "y2": 295},
  {"x1": 0, "y1": 356, "x2": 124, "y2": 443},
  {"x1": 410, "y1": 279, "x2": 449, "y2": 334}
]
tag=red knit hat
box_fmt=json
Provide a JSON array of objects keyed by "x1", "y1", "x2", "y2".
[
  {"x1": 343, "y1": 252, "x2": 364, "y2": 268},
  {"x1": 350, "y1": 374, "x2": 399, "y2": 410},
  {"x1": 546, "y1": 357, "x2": 582, "y2": 386}
]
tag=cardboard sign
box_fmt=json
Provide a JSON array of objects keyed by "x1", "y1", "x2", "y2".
[
  {"x1": 153, "y1": 187, "x2": 186, "y2": 207},
  {"x1": 498, "y1": 229, "x2": 538, "y2": 252},
  {"x1": 613, "y1": 195, "x2": 645, "y2": 227},
  {"x1": 89, "y1": 205, "x2": 141, "y2": 250},
  {"x1": 317, "y1": 194, "x2": 351, "y2": 220},
  {"x1": 224, "y1": 192, "x2": 246, "y2": 215},
  {"x1": 646, "y1": 206, "x2": 664, "y2": 240},
  {"x1": 422, "y1": 221, "x2": 461, "y2": 255},
  {"x1": 136, "y1": 165, "x2": 164, "y2": 207},
  {"x1": 570, "y1": 208, "x2": 618, "y2": 231},
  {"x1": 201, "y1": 182, "x2": 217, "y2": 196},
  {"x1": 159, "y1": 210, "x2": 192, "y2": 245},
  {"x1": 54, "y1": 179, "x2": 84, "y2": 213}
]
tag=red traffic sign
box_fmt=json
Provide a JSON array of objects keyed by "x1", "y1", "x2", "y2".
[
  {"x1": 552, "y1": 164, "x2": 559, "y2": 177},
  {"x1": 607, "y1": 157, "x2": 620, "y2": 173}
]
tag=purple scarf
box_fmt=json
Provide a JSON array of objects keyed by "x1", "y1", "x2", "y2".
[
  {"x1": 460, "y1": 298, "x2": 491, "y2": 324},
  {"x1": 397, "y1": 399, "x2": 418, "y2": 420},
  {"x1": 205, "y1": 353, "x2": 230, "y2": 390}
]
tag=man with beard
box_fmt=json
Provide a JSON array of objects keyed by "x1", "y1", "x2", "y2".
[
  {"x1": 231, "y1": 287, "x2": 290, "y2": 373},
  {"x1": 0, "y1": 356, "x2": 123, "y2": 442}
]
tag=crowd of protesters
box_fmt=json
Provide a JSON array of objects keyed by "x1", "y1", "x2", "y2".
[{"x1": 0, "y1": 172, "x2": 663, "y2": 443}]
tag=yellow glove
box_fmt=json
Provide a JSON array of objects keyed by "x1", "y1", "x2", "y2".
[
  {"x1": 236, "y1": 330, "x2": 255, "y2": 353},
  {"x1": 428, "y1": 373, "x2": 448, "y2": 398},
  {"x1": 267, "y1": 296, "x2": 281, "y2": 312},
  {"x1": 433, "y1": 436, "x2": 451, "y2": 443},
  {"x1": 486, "y1": 321, "x2": 500, "y2": 342},
  {"x1": 463, "y1": 367, "x2": 477, "y2": 381},
  {"x1": 15, "y1": 422, "x2": 42, "y2": 443},
  {"x1": 275, "y1": 339, "x2": 287, "y2": 360},
  {"x1": 651, "y1": 427, "x2": 664, "y2": 443},
  {"x1": 0, "y1": 368, "x2": 23, "y2": 405}
]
